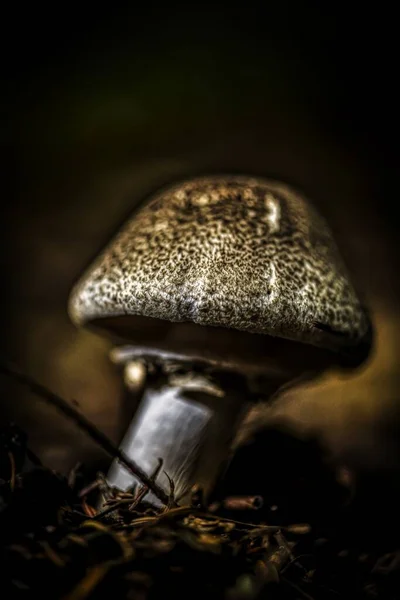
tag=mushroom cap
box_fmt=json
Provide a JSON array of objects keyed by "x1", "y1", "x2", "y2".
[{"x1": 69, "y1": 176, "x2": 372, "y2": 373}]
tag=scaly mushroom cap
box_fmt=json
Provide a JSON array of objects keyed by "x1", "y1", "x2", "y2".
[{"x1": 69, "y1": 176, "x2": 372, "y2": 372}]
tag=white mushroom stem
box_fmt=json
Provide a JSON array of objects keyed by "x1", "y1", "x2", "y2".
[{"x1": 106, "y1": 371, "x2": 250, "y2": 506}]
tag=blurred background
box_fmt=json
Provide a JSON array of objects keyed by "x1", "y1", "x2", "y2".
[{"x1": 1, "y1": 6, "x2": 399, "y2": 484}]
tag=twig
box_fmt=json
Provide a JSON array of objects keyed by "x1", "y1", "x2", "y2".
[
  {"x1": 61, "y1": 564, "x2": 109, "y2": 600},
  {"x1": 120, "y1": 505, "x2": 195, "y2": 529},
  {"x1": 222, "y1": 495, "x2": 264, "y2": 511},
  {"x1": 8, "y1": 451, "x2": 16, "y2": 491},
  {"x1": 26, "y1": 448, "x2": 43, "y2": 466},
  {"x1": 94, "y1": 498, "x2": 136, "y2": 520},
  {"x1": 162, "y1": 470, "x2": 176, "y2": 512},
  {"x1": 79, "y1": 479, "x2": 102, "y2": 499},
  {"x1": 281, "y1": 553, "x2": 314, "y2": 575},
  {"x1": 0, "y1": 360, "x2": 172, "y2": 507},
  {"x1": 281, "y1": 576, "x2": 315, "y2": 600},
  {"x1": 82, "y1": 498, "x2": 97, "y2": 518},
  {"x1": 68, "y1": 462, "x2": 82, "y2": 489},
  {"x1": 95, "y1": 460, "x2": 165, "y2": 519},
  {"x1": 128, "y1": 487, "x2": 149, "y2": 511},
  {"x1": 129, "y1": 458, "x2": 164, "y2": 511}
]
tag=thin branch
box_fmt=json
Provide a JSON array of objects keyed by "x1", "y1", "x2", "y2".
[{"x1": 0, "y1": 360, "x2": 172, "y2": 507}]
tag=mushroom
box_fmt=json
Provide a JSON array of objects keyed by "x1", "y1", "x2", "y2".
[{"x1": 68, "y1": 175, "x2": 372, "y2": 506}]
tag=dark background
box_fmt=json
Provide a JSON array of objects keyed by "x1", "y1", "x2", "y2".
[{"x1": 1, "y1": 6, "x2": 399, "y2": 481}]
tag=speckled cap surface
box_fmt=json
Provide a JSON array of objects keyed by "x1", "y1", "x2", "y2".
[{"x1": 69, "y1": 176, "x2": 372, "y2": 370}]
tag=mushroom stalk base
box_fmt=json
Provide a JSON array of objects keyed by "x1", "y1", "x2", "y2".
[{"x1": 106, "y1": 373, "x2": 249, "y2": 506}]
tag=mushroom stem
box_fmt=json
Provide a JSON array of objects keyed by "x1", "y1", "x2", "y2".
[{"x1": 106, "y1": 371, "x2": 250, "y2": 506}]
